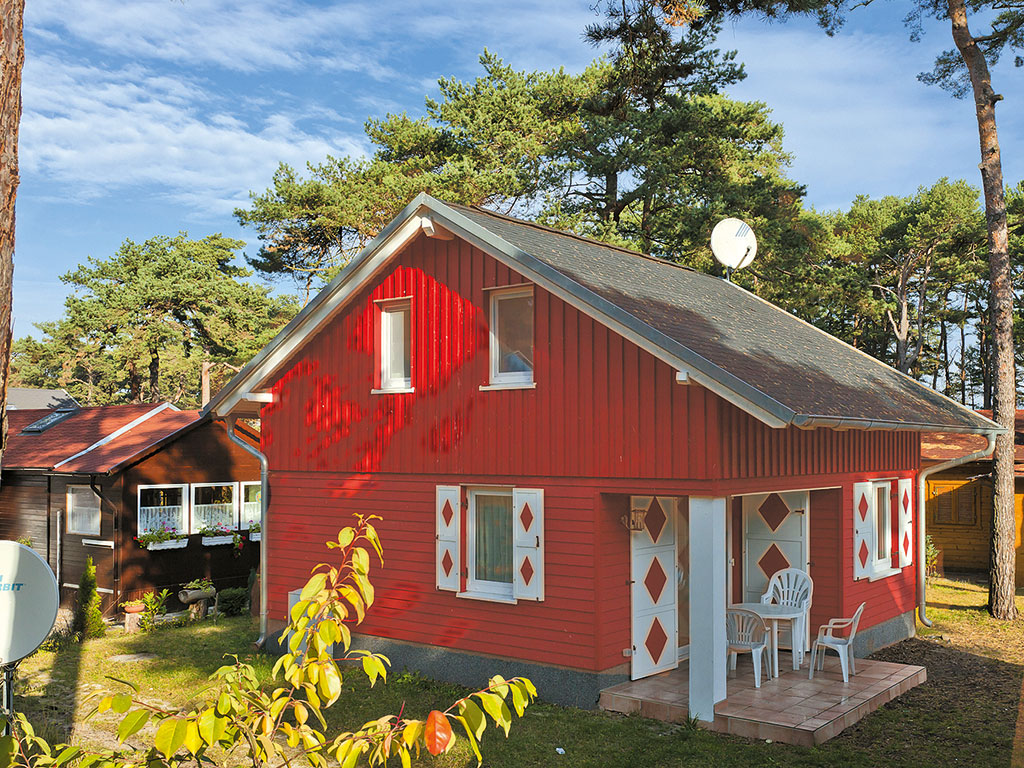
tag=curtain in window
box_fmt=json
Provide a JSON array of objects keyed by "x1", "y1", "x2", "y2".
[
  {"x1": 475, "y1": 494, "x2": 513, "y2": 583},
  {"x1": 68, "y1": 487, "x2": 101, "y2": 535}
]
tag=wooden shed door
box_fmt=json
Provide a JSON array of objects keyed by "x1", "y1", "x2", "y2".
[
  {"x1": 742, "y1": 491, "x2": 809, "y2": 602},
  {"x1": 630, "y1": 496, "x2": 678, "y2": 680}
]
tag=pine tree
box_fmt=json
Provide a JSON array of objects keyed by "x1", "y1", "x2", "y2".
[{"x1": 75, "y1": 556, "x2": 105, "y2": 640}]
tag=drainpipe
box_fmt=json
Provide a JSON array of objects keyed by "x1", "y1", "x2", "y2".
[
  {"x1": 226, "y1": 416, "x2": 269, "y2": 648},
  {"x1": 917, "y1": 431, "x2": 998, "y2": 626}
]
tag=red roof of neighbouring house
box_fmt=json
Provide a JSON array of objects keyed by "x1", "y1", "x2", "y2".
[
  {"x1": 921, "y1": 409, "x2": 1024, "y2": 473},
  {"x1": 2, "y1": 403, "x2": 202, "y2": 473}
]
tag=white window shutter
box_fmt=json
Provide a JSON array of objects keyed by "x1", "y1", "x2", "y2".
[
  {"x1": 513, "y1": 488, "x2": 544, "y2": 601},
  {"x1": 897, "y1": 478, "x2": 914, "y2": 568},
  {"x1": 852, "y1": 482, "x2": 873, "y2": 580},
  {"x1": 436, "y1": 486, "x2": 461, "y2": 592}
]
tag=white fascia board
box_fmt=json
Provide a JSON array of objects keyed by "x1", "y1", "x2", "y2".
[{"x1": 53, "y1": 403, "x2": 177, "y2": 469}]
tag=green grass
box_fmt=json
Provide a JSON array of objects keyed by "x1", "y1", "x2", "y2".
[{"x1": 13, "y1": 593, "x2": 1023, "y2": 768}]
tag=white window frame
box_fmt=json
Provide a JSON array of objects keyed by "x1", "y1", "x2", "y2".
[
  {"x1": 487, "y1": 286, "x2": 534, "y2": 388},
  {"x1": 66, "y1": 485, "x2": 101, "y2": 536},
  {"x1": 465, "y1": 487, "x2": 515, "y2": 601},
  {"x1": 377, "y1": 298, "x2": 413, "y2": 393},
  {"x1": 240, "y1": 481, "x2": 262, "y2": 530},
  {"x1": 137, "y1": 483, "x2": 188, "y2": 536},
  {"x1": 190, "y1": 482, "x2": 239, "y2": 533},
  {"x1": 869, "y1": 480, "x2": 899, "y2": 581}
]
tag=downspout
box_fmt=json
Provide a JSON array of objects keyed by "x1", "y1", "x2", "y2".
[
  {"x1": 917, "y1": 431, "x2": 998, "y2": 626},
  {"x1": 227, "y1": 416, "x2": 269, "y2": 648}
]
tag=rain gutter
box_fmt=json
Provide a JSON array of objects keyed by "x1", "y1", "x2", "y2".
[
  {"x1": 226, "y1": 415, "x2": 269, "y2": 648},
  {"x1": 916, "y1": 431, "x2": 998, "y2": 627}
]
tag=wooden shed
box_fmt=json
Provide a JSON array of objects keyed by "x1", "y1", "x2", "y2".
[
  {"x1": 205, "y1": 194, "x2": 999, "y2": 719},
  {"x1": 0, "y1": 403, "x2": 261, "y2": 613}
]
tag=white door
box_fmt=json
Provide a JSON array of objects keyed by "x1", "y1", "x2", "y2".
[
  {"x1": 742, "y1": 491, "x2": 809, "y2": 649},
  {"x1": 630, "y1": 496, "x2": 678, "y2": 680}
]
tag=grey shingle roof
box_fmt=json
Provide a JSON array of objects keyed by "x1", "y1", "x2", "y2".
[
  {"x1": 7, "y1": 387, "x2": 79, "y2": 410},
  {"x1": 449, "y1": 203, "x2": 996, "y2": 434}
]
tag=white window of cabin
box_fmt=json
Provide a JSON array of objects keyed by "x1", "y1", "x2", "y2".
[
  {"x1": 191, "y1": 483, "x2": 238, "y2": 533},
  {"x1": 874, "y1": 482, "x2": 891, "y2": 569},
  {"x1": 489, "y1": 287, "x2": 534, "y2": 386},
  {"x1": 466, "y1": 488, "x2": 514, "y2": 600},
  {"x1": 379, "y1": 299, "x2": 412, "y2": 391},
  {"x1": 67, "y1": 486, "x2": 101, "y2": 536},
  {"x1": 240, "y1": 482, "x2": 261, "y2": 529},
  {"x1": 138, "y1": 484, "x2": 188, "y2": 535}
]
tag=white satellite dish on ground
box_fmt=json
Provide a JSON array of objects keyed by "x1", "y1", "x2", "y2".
[
  {"x1": 710, "y1": 217, "x2": 757, "y2": 274},
  {"x1": 0, "y1": 541, "x2": 59, "y2": 665}
]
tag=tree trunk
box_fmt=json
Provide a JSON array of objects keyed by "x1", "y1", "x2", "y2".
[
  {"x1": 201, "y1": 360, "x2": 212, "y2": 406},
  {"x1": 0, "y1": 0, "x2": 25, "y2": 487},
  {"x1": 947, "y1": 0, "x2": 1018, "y2": 619},
  {"x1": 148, "y1": 347, "x2": 160, "y2": 402}
]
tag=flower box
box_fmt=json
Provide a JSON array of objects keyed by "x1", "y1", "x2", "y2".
[
  {"x1": 202, "y1": 535, "x2": 235, "y2": 547},
  {"x1": 248, "y1": 531, "x2": 261, "y2": 542},
  {"x1": 146, "y1": 539, "x2": 187, "y2": 551}
]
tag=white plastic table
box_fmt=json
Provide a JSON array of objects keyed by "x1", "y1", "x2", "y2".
[{"x1": 730, "y1": 602, "x2": 805, "y2": 678}]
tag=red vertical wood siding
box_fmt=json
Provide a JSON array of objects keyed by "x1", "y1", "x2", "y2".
[{"x1": 258, "y1": 232, "x2": 925, "y2": 673}]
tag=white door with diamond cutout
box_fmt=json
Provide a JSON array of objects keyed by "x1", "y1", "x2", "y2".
[{"x1": 630, "y1": 496, "x2": 678, "y2": 680}]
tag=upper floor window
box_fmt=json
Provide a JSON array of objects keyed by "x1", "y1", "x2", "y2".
[
  {"x1": 489, "y1": 287, "x2": 534, "y2": 386},
  {"x1": 379, "y1": 299, "x2": 412, "y2": 391},
  {"x1": 67, "y1": 485, "x2": 101, "y2": 536}
]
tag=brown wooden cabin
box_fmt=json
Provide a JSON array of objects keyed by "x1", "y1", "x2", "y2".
[
  {"x1": 922, "y1": 410, "x2": 1024, "y2": 584},
  {"x1": 0, "y1": 403, "x2": 261, "y2": 614}
]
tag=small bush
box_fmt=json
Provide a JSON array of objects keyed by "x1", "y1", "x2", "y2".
[
  {"x1": 74, "y1": 557, "x2": 105, "y2": 639},
  {"x1": 218, "y1": 587, "x2": 248, "y2": 616},
  {"x1": 141, "y1": 589, "x2": 171, "y2": 631},
  {"x1": 16, "y1": 536, "x2": 32, "y2": 548}
]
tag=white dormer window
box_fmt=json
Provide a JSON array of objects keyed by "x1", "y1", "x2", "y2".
[
  {"x1": 488, "y1": 286, "x2": 534, "y2": 387},
  {"x1": 379, "y1": 299, "x2": 412, "y2": 392}
]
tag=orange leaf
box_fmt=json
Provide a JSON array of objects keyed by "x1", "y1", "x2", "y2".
[{"x1": 424, "y1": 711, "x2": 452, "y2": 756}]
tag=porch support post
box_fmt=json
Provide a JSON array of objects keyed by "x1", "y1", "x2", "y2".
[{"x1": 688, "y1": 496, "x2": 728, "y2": 722}]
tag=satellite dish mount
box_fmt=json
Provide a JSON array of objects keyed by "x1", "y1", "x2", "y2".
[{"x1": 710, "y1": 218, "x2": 758, "y2": 282}]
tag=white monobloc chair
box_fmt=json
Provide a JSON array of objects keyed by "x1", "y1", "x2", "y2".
[
  {"x1": 726, "y1": 608, "x2": 771, "y2": 689},
  {"x1": 761, "y1": 567, "x2": 814, "y2": 668},
  {"x1": 808, "y1": 602, "x2": 866, "y2": 684}
]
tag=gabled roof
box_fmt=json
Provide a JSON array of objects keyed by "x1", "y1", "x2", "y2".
[
  {"x1": 204, "y1": 194, "x2": 1001, "y2": 435},
  {"x1": 7, "y1": 387, "x2": 79, "y2": 410},
  {"x1": 922, "y1": 410, "x2": 1024, "y2": 472},
  {"x1": 2, "y1": 403, "x2": 201, "y2": 474}
]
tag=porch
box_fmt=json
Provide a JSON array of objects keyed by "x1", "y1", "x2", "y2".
[{"x1": 600, "y1": 652, "x2": 926, "y2": 746}]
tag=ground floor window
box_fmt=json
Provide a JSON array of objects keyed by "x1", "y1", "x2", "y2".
[
  {"x1": 468, "y1": 489, "x2": 514, "y2": 597},
  {"x1": 191, "y1": 483, "x2": 238, "y2": 533},
  {"x1": 67, "y1": 485, "x2": 101, "y2": 536},
  {"x1": 138, "y1": 484, "x2": 187, "y2": 535},
  {"x1": 240, "y1": 482, "x2": 261, "y2": 529}
]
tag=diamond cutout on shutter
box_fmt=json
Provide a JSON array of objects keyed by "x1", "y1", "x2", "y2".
[
  {"x1": 858, "y1": 540, "x2": 870, "y2": 569},
  {"x1": 646, "y1": 498, "x2": 667, "y2": 543},
  {"x1": 643, "y1": 558, "x2": 668, "y2": 603},
  {"x1": 758, "y1": 493, "x2": 791, "y2": 532},
  {"x1": 858, "y1": 493, "x2": 870, "y2": 521},
  {"x1": 644, "y1": 618, "x2": 669, "y2": 665},
  {"x1": 903, "y1": 488, "x2": 910, "y2": 511},
  {"x1": 520, "y1": 502, "x2": 534, "y2": 533},
  {"x1": 441, "y1": 499, "x2": 455, "y2": 527},
  {"x1": 441, "y1": 549, "x2": 454, "y2": 577},
  {"x1": 757, "y1": 543, "x2": 790, "y2": 578},
  {"x1": 520, "y1": 556, "x2": 534, "y2": 586},
  {"x1": 903, "y1": 531, "x2": 911, "y2": 556}
]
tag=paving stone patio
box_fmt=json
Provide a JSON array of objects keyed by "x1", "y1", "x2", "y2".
[{"x1": 599, "y1": 653, "x2": 926, "y2": 746}]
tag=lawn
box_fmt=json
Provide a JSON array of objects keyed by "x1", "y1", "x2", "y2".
[{"x1": 12, "y1": 578, "x2": 1023, "y2": 768}]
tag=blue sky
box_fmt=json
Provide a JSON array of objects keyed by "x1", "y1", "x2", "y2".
[{"x1": 14, "y1": 0, "x2": 1022, "y2": 338}]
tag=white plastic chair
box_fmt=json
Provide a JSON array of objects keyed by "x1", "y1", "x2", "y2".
[
  {"x1": 808, "y1": 602, "x2": 866, "y2": 683},
  {"x1": 760, "y1": 567, "x2": 813, "y2": 667},
  {"x1": 726, "y1": 608, "x2": 771, "y2": 689}
]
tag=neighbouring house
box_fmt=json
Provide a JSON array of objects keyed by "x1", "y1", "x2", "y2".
[
  {"x1": 922, "y1": 410, "x2": 1024, "y2": 583},
  {"x1": 204, "y1": 194, "x2": 999, "y2": 724},
  {"x1": 7, "y1": 386, "x2": 79, "y2": 410},
  {"x1": 0, "y1": 402, "x2": 262, "y2": 613}
]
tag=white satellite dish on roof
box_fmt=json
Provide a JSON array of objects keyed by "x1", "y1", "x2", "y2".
[{"x1": 710, "y1": 217, "x2": 757, "y2": 273}]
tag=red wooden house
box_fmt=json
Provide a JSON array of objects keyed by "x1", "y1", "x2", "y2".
[{"x1": 206, "y1": 194, "x2": 998, "y2": 718}]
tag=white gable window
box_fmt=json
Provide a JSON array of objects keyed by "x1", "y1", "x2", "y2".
[
  {"x1": 488, "y1": 287, "x2": 534, "y2": 387},
  {"x1": 378, "y1": 299, "x2": 413, "y2": 392},
  {"x1": 853, "y1": 480, "x2": 900, "y2": 581},
  {"x1": 191, "y1": 483, "x2": 238, "y2": 533},
  {"x1": 67, "y1": 486, "x2": 101, "y2": 536},
  {"x1": 138, "y1": 484, "x2": 188, "y2": 536}
]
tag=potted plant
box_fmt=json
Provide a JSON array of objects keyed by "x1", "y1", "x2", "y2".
[
  {"x1": 247, "y1": 522, "x2": 261, "y2": 542},
  {"x1": 120, "y1": 598, "x2": 145, "y2": 614},
  {"x1": 136, "y1": 523, "x2": 188, "y2": 551},
  {"x1": 198, "y1": 522, "x2": 236, "y2": 546},
  {"x1": 178, "y1": 577, "x2": 216, "y2": 604}
]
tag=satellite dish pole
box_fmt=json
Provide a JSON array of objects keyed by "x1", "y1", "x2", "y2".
[{"x1": 710, "y1": 218, "x2": 758, "y2": 282}]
